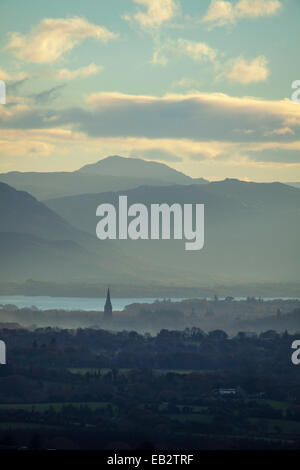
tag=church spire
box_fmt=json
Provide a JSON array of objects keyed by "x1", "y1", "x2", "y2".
[{"x1": 104, "y1": 287, "x2": 112, "y2": 318}]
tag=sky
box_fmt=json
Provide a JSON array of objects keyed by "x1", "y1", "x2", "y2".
[{"x1": 0, "y1": 0, "x2": 300, "y2": 181}]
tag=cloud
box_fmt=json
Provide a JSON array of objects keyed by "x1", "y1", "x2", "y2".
[
  {"x1": 124, "y1": 0, "x2": 179, "y2": 28},
  {"x1": 171, "y1": 77, "x2": 202, "y2": 90},
  {"x1": 236, "y1": 0, "x2": 282, "y2": 17},
  {"x1": 0, "y1": 127, "x2": 233, "y2": 163},
  {"x1": 54, "y1": 63, "x2": 102, "y2": 81},
  {"x1": 203, "y1": 0, "x2": 282, "y2": 28},
  {"x1": 225, "y1": 56, "x2": 269, "y2": 84},
  {"x1": 246, "y1": 147, "x2": 300, "y2": 164},
  {"x1": 81, "y1": 91, "x2": 300, "y2": 142},
  {"x1": 30, "y1": 84, "x2": 67, "y2": 104},
  {"x1": 2, "y1": 126, "x2": 299, "y2": 173},
  {"x1": 264, "y1": 127, "x2": 294, "y2": 136},
  {"x1": 6, "y1": 76, "x2": 31, "y2": 97},
  {"x1": 4, "y1": 95, "x2": 31, "y2": 105},
  {"x1": 0, "y1": 68, "x2": 28, "y2": 82},
  {"x1": 2, "y1": 90, "x2": 300, "y2": 144},
  {"x1": 0, "y1": 138, "x2": 54, "y2": 157},
  {"x1": 5, "y1": 16, "x2": 118, "y2": 63},
  {"x1": 0, "y1": 101, "x2": 31, "y2": 121},
  {"x1": 0, "y1": 68, "x2": 12, "y2": 81},
  {"x1": 1, "y1": 90, "x2": 300, "y2": 169},
  {"x1": 132, "y1": 148, "x2": 182, "y2": 162},
  {"x1": 153, "y1": 38, "x2": 218, "y2": 65}
]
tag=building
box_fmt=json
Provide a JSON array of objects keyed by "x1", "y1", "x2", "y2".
[
  {"x1": 104, "y1": 288, "x2": 112, "y2": 318},
  {"x1": 217, "y1": 388, "x2": 237, "y2": 396},
  {"x1": 212, "y1": 387, "x2": 245, "y2": 398},
  {"x1": 213, "y1": 388, "x2": 238, "y2": 397}
]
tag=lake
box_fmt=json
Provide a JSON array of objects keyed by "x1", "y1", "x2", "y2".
[
  {"x1": 0, "y1": 295, "x2": 298, "y2": 312},
  {"x1": 0, "y1": 295, "x2": 186, "y2": 311}
]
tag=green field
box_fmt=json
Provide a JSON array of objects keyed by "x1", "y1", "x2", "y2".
[
  {"x1": 260, "y1": 400, "x2": 291, "y2": 416},
  {"x1": 68, "y1": 367, "x2": 128, "y2": 375},
  {"x1": 68, "y1": 367, "x2": 216, "y2": 375},
  {"x1": 157, "y1": 403, "x2": 208, "y2": 413},
  {"x1": 0, "y1": 422, "x2": 62, "y2": 430},
  {"x1": 170, "y1": 413, "x2": 212, "y2": 423},
  {"x1": 250, "y1": 417, "x2": 300, "y2": 434},
  {"x1": 0, "y1": 402, "x2": 117, "y2": 413},
  {"x1": 1, "y1": 398, "x2": 299, "y2": 440}
]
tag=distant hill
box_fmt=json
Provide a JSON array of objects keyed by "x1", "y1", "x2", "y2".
[
  {"x1": 0, "y1": 156, "x2": 208, "y2": 200},
  {"x1": 2, "y1": 177, "x2": 300, "y2": 287},
  {"x1": 0, "y1": 182, "x2": 76, "y2": 241},
  {"x1": 239, "y1": 307, "x2": 300, "y2": 333},
  {"x1": 46, "y1": 178, "x2": 300, "y2": 233},
  {"x1": 78, "y1": 155, "x2": 196, "y2": 183},
  {"x1": 0, "y1": 232, "x2": 91, "y2": 282},
  {"x1": 286, "y1": 182, "x2": 300, "y2": 189},
  {"x1": 0, "y1": 183, "x2": 139, "y2": 283},
  {"x1": 45, "y1": 179, "x2": 300, "y2": 284}
]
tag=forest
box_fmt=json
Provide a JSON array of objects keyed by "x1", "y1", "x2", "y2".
[{"x1": 0, "y1": 324, "x2": 300, "y2": 450}]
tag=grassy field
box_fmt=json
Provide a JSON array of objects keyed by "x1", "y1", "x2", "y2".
[
  {"x1": 250, "y1": 417, "x2": 300, "y2": 434},
  {"x1": 0, "y1": 422, "x2": 62, "y2": 430},
  {"x1": 174, "y1": 430, "x2": 295, "y2": 444},
  {"x1": 170, "y1": 413, "x2": 212, "y2": 423},
  {"x1": 260, "y1": 400, "x2": 291, "y2": 416},
  {"x1": 0, "y1": 402, "x2": 117, "y2": 412},
  {"x1": 1, "y1": 398, "x2": 299, "y2": 440},
  {"x1": 157, "y1": 403, "x2": 208, "y2": 412},
  {"x1": 68, "y1": 367, "x2": 133, "y2": 375},
  {"x1": 68, "y1": 367, "x2": 216, "y2": 375}
]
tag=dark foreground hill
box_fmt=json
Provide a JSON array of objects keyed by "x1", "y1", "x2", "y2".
[{"x1": 0, "y1": 183, "x2": 138, "y2": 283}]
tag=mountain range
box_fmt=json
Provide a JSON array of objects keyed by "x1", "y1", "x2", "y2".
[
  {"x1": 0, "y1": 155, "x2": 296, "y2": 202},
  {"x1": 44, "y1": 178, "x2": 300, "y2": 284},
  {"x1": 0, "y1": 182, "x2": 139, "y2": 283},
  {"x1": 0, "y1": 156, "x2": 208, "y2": 201},
  {"x1": 1, "y1": 155, "x2": 300, "y2": 288}
]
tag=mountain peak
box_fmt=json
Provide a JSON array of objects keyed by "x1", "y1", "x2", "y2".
[
  {"x1": 76, "y1": 155, "x2": 193, "y2": 184},
  {"x1": 222, "y1": 178, "x2": 248, "y2": 184}
]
